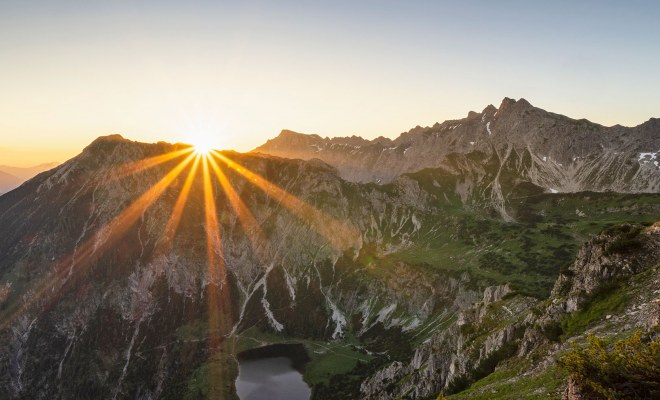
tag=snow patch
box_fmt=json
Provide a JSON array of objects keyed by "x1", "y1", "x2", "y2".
[
  {"x1": 402, "y1": 317, "x2": 422, "y2": 332},
  {"x1": 638, "y1": 151, "x2": 658, "y2": 161},
  {"x1": 284, "y1": 270, "x2": 296, "y2": 302},
  {"x1": 638, "y1": 151, "x2": 659, "y2": 166},
  {"x1": 327, "y1": 299, "x2": 347, "y2": 339},
  {"x1": 549, "y1": 188, "x2": 558, "y2": 194},
  {"x1": 486, "y1": 122, "x2": 493, "y2": 136},
  {"x1": 261, "y1": 298, "x2": 284, "y2": 332},
  {"x1": 376, "y1": 303, "x2": 397, "y2": 323}
]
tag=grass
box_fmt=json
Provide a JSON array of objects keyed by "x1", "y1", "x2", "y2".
[
  {"x1": 386, "y1": 190, "x2": 660, "y2": 298},
  {"x1": 184, "y1": 347, "x2": 238, "y2": 400},
  {"x1": 447, "y1": 362, "x2": 567, "y2": 400},
  {"x1": 304, "y1": 341, "x2": 372, "y2": 385},
  {"x1": 175, "y1": 319, "x2": 209, "y2": 341},
  {"x1": 560, "y1": 283, "x2": 628, "y2": 340},
  {"x1": 233, "y1": 326, "x2": 372, "y2": 387}
]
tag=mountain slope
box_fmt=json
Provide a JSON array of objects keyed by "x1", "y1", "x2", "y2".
[
  {"x1": 254, "y1": 98, "x2": 660, "y2": 193},
  {"x1": 0, "y1": 135, "x2": 658, "y2": 399}
]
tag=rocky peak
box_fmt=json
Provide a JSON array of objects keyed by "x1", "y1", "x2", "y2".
[
  {"x1": 496, "y1": 97, "x2": 534, "y2": 116},
  {"x1": 81, "y1": 133, "x2": 129, "y2": 152},
  {"x1": 481, "y1": 104, "x2": 497, "y2": 115},
  {"x1": 275, "y1": 129, "x2": 323, "y2": 143},
  {"x1": 498, "y1": 96, "x2": 517, "y2": 112}
]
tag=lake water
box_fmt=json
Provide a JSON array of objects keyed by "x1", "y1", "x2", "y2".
[{"x1": 235, "y1": 344, "x2": 311, "y2": 400}]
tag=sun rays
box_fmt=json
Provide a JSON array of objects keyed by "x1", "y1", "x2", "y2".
[{"x1": 0, "y1": 140, "x2": 361, "y2": 397}]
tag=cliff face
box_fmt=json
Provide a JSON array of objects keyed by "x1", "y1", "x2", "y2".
[
  {"x1": 360, "y1": 283, "x2": 536, "y2": 399},
  {"x1": 359, "y1": 223, "x2": 660, "y2": 400},
  {"x1": 255, "y1": 98, "x2": 660, "y2": 193}
]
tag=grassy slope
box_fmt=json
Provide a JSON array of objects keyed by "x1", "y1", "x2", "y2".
[
  {"x1": 448, "y1": 247, "x2": 660, "y2": 399},
  {"x1": 392, "y1": 190, "x2": 660, "y2": 297}
]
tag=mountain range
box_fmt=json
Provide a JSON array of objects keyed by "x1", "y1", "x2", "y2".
[
  {"x1": 0, "y1": 162, "x2": 60, "y2": 194},
  {"x1": 256, "y1": 98, "x2": 659, "y2": 191},
  {"x1": 0, "y1": 99, "x2": 658, "y2": 399}
]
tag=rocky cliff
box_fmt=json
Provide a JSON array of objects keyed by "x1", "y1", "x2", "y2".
[
  {"x1": 358, "y1": 222, "x2": 660, "y2": 399},
  {"x1": 255, "y1": 98, "x2": 660, "y2": 193}
]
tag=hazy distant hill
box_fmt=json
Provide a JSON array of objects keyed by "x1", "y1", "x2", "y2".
[
  {"x1": 0, "y1": 170, "x2": 22, "y2": 194},
  {"x1": 0, "y1": 162, "x2": 59, "y2": 194}
]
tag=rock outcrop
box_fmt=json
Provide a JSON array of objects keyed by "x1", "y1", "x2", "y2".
[{"x1": 361, "y1": 222, "x2": 660, "y2": 399}]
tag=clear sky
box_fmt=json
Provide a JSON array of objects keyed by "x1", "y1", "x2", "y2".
[{"x1": 1, "y1": 0, "x2": 659, "y2": 166}]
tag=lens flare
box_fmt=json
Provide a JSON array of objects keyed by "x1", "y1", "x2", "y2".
[
  {"x1": 0, "y1": 141, "x2": 362, "y2": 397},
  {"x1": 186, "y1": 134, "x2": 218, "y2": 156}
]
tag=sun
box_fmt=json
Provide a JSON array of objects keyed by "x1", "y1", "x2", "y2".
[
  {"x1": 186, "y1": 135, "x2": 217, "y2": 156},
  {"x1": 193, "y1": 143, "x2": 212, "y2": 156}
]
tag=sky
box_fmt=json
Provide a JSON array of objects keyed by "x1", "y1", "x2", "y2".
[{"x1": 1, "y1": 0, "x2": 659, "y2": 166}]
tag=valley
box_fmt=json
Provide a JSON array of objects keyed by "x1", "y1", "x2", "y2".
[{"x1": 0, "y1": 100, "x2": 659, "y2": 399}]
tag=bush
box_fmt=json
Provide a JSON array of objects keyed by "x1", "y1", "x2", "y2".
[
  {"x1": 602, "y1": 224, "x2": 644, "y2": 256},
  {"x1": 559, "y1": 332, "x2": 660, "y2": 399},
  {"x1": 539, "y1": 320, "x2": 563, "y2": 342}
]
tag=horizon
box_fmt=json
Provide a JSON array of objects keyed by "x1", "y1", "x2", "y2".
[
  {"x1": 2, "y1": 95, "x2": 658, "y2": 168},
  {"x1": 2, "y1": 1, "x2": 660, "y2": 167}
]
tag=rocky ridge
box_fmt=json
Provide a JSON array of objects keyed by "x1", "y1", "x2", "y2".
[{"x1": 255, "y1": 98, "x2": 660, "y2": 193}]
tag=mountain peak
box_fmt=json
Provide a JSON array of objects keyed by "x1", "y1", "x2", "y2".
[
  {"x1": 498, "y1": 97, "x2": 516, "y2": 110},
  {"x1": 516, "y1": 97, "x2": 533, "y2": 108},
  {"x1": 278, "y1": 129, "x2": 303, "y2": 137},
  {"x1": 275, "y1": 129, "x2": 323, "y2": 142},
  {"x1": 482, "y1": 104, "x2": 497, "y2": 115},
  {"x1": 79, "y1": 134, "x2": 134, "y2": 159},
  {"x1": 91, "y1": 133, "x2": 127, "y2": 144},
  {"x1": 497, "y1": 97, "x2": 534, "y2": 114}
]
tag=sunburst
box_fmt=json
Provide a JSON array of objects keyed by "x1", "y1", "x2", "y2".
[
  {"x1": 186, "y1": 135, "x2": 217, "y2": 156},
  {"x1": 0, "y1": 139, "x2": 361, "y2": 396}
]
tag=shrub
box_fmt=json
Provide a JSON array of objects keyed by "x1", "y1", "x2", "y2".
[
  {"x1": 602, "y1": 224, "x2": 644, "y2": 256},
  {"x1": 559, "y1": 332, "x2": 660, "y2": 399},
  {"x1": 539, "y1": 320, "x2": 563, "y2": 342}
]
